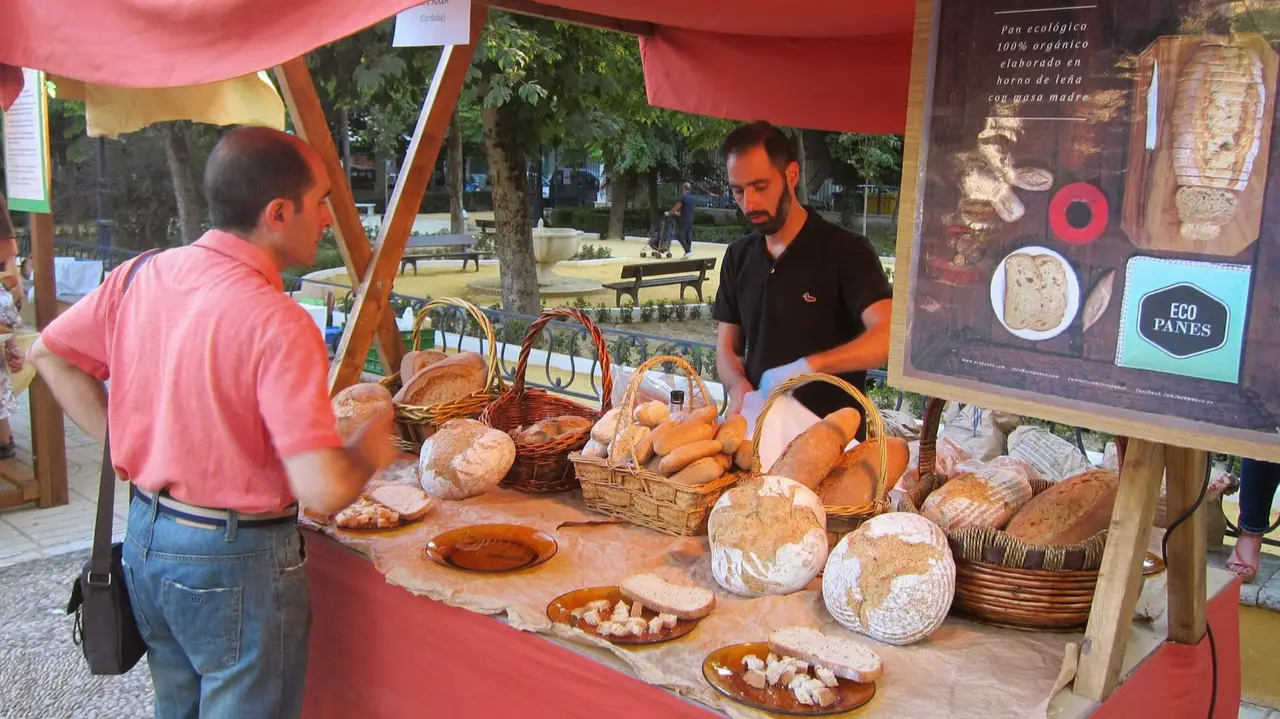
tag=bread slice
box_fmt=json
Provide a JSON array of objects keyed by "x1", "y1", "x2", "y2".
[
  {"x1": 619, "y1": 573, "x2": 716, "y2": 620},
  {"x1": 1003, "y1": 255, "x2": 1043, "y2": 331},
  {"x1": 767, "y1": 626, "x2": 884, "y2": 684},
  {"x1": 1032, "y1": 256, "x2": 1067, "y2": 332},
  {"x1": 1179, "y1": 222, "x2": 1222, "y2": 242},
  {"x1": 368, "y1": 484, "x2": 433, "y2": 521},
  {"x1": 1175, "y1": 186, "x2": 1237, "y2": 226}
]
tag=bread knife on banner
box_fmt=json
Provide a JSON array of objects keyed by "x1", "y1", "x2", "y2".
[{"x1": 1145, "y1": 60, "x2": 1158, "y2": 151}]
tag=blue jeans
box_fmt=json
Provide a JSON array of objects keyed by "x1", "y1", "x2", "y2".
[
  {"x1": 122, "y1": 496, "x2": 311, "y2": 719},
  {"x1": 1239, "y1": 458, "x2": 1280, "y2": 535}
]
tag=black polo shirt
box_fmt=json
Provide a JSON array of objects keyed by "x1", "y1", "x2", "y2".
[{"x1": 713, "y1": 210, "x2": 892, "y2": 424}]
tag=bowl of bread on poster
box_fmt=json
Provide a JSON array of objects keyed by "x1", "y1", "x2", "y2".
[{"x1": 989, "y1": 245, "x2": 1081, "y2": 341}]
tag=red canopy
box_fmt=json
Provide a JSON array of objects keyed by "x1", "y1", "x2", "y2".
[{"x1": 0, "y1": 0, "x2": 913, "y2": 133}]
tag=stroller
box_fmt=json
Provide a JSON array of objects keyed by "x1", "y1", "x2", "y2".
[{"x1": 642, "y1": 214, "x2": 676, "y2": 258}]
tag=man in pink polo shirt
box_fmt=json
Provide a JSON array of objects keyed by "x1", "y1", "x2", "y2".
[{"x1": 29, "y1": 126, "x2": 396, "y2": 718}]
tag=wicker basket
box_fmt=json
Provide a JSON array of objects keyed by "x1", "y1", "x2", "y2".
[
  {"x1": 569, "y1": 355, "x2": 742, "y2": 537},
  {"x1": 901, "y1": 398, "x2": 1108, "y2": 632},
  {"x1": 746, "y1": 373, "x2": 892, "y2": 536},
  {"x1": 379, "y1": 297, "x2": 504, "y2": 452},
  {"x1": 479, "y1": 308, "x2": 613, "y2": 494}
]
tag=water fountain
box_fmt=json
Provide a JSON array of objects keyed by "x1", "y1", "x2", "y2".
[{"x1": 468, "y1": 220, "x2": 604, "y2": 298}]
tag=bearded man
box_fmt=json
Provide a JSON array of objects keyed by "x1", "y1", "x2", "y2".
[{"x1": 713, "y1": 122, "x2": 893, "y2": 436}]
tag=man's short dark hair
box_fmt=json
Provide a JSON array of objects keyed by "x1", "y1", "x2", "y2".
[
  {"x1": 719, "y1": 121, "x2": 797, "y2": 172},
  {"x1": 204, "y1": 126, "x2": 315, "y2": 234}
]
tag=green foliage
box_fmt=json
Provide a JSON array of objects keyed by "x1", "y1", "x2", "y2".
[
  {"x1": 570, "y1": 244, "x2": 612, "y2": 260},
  {"x1": 693, "y1": 225, "x2": 749, "y2": 244},
  {"x1": 826, "y1": 134, "x2": 904, "y2": 186}
]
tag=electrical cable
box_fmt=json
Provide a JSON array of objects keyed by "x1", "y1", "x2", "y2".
[{"x1": 1158, "y1": 453, "x2": 1217, "y2": 719}]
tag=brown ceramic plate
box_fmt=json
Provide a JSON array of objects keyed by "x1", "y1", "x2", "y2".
[
  {"x1": 547, "y1": 587, "x2": 702, "y2": 646},
  {"x1": 1143, "y1": 552, "x2": 1166, "y2": 576},
  {"x1": 703, "y1": 642, "x2": 876, "y2": 716},
  {"x1": 425, "y1": 524, "x2": 557, "y2": 573}
]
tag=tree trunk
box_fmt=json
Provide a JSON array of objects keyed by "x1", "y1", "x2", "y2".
[
  {"x1": 607, "y1": 167, "x2": 627, "y2": 239},
  {"x1": 159, "y1": 123, "x2": 205, "y2": 245},
  {"x1": 339, "y1": 107, "x2": 352, "y2": 184},
  {"x1": 646, "y1": 171, "x2": 660, "y2": 228},
  {"x1": 481, "y1": 101, "x2": 541, "y2": 316},
  {"x1": 448, "y1": 108, "x2": 466, "y2": 234},
  {"x1": 795, "y1": 131, "x2": 809, "y2": 205},
  {"x1": 375, "y1": 151, "x2": 389, "y2": 216}
]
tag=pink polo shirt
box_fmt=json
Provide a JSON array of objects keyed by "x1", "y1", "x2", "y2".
[{"x1": 41, "y1": 231, "x2": 344, "y2": 513}]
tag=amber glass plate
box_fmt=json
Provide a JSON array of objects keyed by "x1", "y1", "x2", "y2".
[
  {"x1": 703, "y1": 642, "x2": 876, "y2": 716},
  {"x1": 547, "y1": 587, "x2": 702, "y2": 646},
  {"x1": 1143, "y1": 552, "x2": 1166, "y2": 576},
  {"x1": 425, "y1": 524, "x2": 557, "y2": 573}
]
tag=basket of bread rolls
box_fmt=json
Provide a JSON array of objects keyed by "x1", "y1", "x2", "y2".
[
  {"x1": 745, "y1": 373, "x2": 902, "y2": 539},
  {"x1": 478, "y1": 307, "x2": 614, "y2": 494},
  {"x1": 379, "y1": 297, "x2": 504, "y2": 452},
  {"x1": 899, "y1": 398, "x2": 1114, "y2": 631},
  {"x1": 570, "y1": 355, "x2": 748, "y2": 537}
]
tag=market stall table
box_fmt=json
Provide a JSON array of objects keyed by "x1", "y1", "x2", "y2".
[{"x1": 298, "y1": 488, "x2": 1239, "y2": 719}]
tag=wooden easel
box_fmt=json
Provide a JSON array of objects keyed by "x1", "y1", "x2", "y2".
[{"x1": 1074, "y1": 439, "x2": 1209, "y2": 700}]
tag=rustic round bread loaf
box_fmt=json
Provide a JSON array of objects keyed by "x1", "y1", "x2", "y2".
[
  {"x1": 331, "y1": 382, "x2": 395, "y2": 441},
  {"x1": 418, "y1": 419, "x2": 516, "y2": 500},
  {"x1": 1005, "y1": 469, "x2": 1118, "y2": 546},
  {"x1": 708, "y1": 475, "x2": 828, "y2": 597},
  {"x1": 920, "y1": 466, "x2": 1032, "y2": 531},
  {"x1": 822, "y1": 512, "x2": 956, "y2": 646}
]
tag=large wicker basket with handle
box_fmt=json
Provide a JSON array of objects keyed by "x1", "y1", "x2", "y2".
[
  {"x1": 901, "y1": 398, "x2": 1109, "y2": 631},
  {"x1": 479, "y1": 307, "x2": 613, "y2": 494},
  {"x1": 379, "y1": 297, "x2": 504, "y2": 451},
  {"x1": 746, "y1": 373, "x2": 892, "y2": 537},
  {"x1": 569, "y1": 355, "x2": 742, "y2": 537}
]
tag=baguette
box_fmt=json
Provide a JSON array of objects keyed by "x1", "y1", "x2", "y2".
[
  {"x1": 634, "y1": 401, "x2": 670, "y2": 428},
  {"x1": 767, "y1": 626, "x2": 884, "y2": 684},
  {"x1": 609, "y1": 425, "x2": 652, "y2": 465},
  {"x1": 818, "y1": 438, "x2": 910, "y2": 508},
  {"x1": 823, "y1": 408, "x2": 862, "y2": 446},
  {"x1": 669, "y1": 456, "x2": 725, "y2": 487},
  {"x1": 686, "y1": 405, "x2": 720, "y2": 424},
  {"x1": 715, "y1": 415, "x2": 749, "y2": 454},
  {"x1": 619, "y1": 573, "x2": 716, "y2": 620},
  {"x1": 580, "y1": 438, "x2": 608, "y2": 459},
  {"x1": 653, "y1": 421, "x2": 716, "y2": 456},
  {"x1": 591, "y1": 408, "x2": 623, "y2": 444},
  {"x1": 770, "y1": 420, "x2": 848, "y2": 490},
  {"x1": 734, "y1": 439, "x2": 756, "y2": 471},
  {"x1": 658, "y1": 440, "x2": 724, "y2": 474}
]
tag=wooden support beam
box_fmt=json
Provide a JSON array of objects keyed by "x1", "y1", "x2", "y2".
[
  {"x1": 1075, "y1": 439, "x2": 1165, "y2": 701},
  {"x1": 1164, "y1": 446, "x2": 1208, "y2": 645},
  {"x1": 28, "y1": 213, "x2": 68, "y2": 508},
  {"x1": 486, "y1": 0, "x2": 655, "y2": 36},
  {"x1": 329, "y1": 6, "x2": 487, "y2": 393},
  {"x1": 273, "y1": 59, "x2": 406, "y2": 382}
]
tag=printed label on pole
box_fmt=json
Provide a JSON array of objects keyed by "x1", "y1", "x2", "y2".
[
  {"x1": 2, "y1": 68, "x2": 51, "y2": 213},
  {"x1": 393, "y1": 0, "x2": 471, "y2": 47}
]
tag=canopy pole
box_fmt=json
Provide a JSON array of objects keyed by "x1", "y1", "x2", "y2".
[
  {"x1": 274, "y1": 58, "x2": 406, "y2": 382},
  {"x1": 328, "y1": 4, "x2": 488, "y2": 394},
  {"x1": 28, "y1": 212, "x2": 69, "y2": 508}
]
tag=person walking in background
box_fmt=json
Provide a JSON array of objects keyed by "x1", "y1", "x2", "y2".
[
  {"x1": 28, "y1": 126, "x2": 397, "y2": 718},
  {"x1": 0, "y1": 191, "x2": 24, "y2": 459},
  {"x1": 668, "y1": 181, "x2": 696, "y2": 258},
  {"x1": 1226, "y1": 458, "x2": 1279, "y2": 583}
]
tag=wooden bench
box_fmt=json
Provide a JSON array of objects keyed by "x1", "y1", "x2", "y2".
[
  {"x1": 603, "y1": 258, "x2": 717, "y2": 307},
  {"x1": 475, "y1": 219, "x2": 496, "y2": 233},
  {"x1": 399, "y1": 234, "x2": 492, "y2": 274}
]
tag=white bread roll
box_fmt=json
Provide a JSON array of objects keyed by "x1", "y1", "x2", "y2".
[
  {"x1": 709, "y1": 476, "x2": 828, "y2": 597},
  {"x1": 418, "y1": 419, "x2": 516, "y2": 500}
]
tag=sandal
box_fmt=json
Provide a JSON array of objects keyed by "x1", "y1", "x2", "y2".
[{"x1": 1226, "y1": 543, "x2": 1259, "y2": 584}]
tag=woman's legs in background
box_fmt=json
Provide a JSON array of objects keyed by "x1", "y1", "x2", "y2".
[{"x1": 1226, "y1": 458, "x2": 1280, "y2": 582}]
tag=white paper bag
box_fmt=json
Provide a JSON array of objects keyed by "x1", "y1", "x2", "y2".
[
  {"x1": 1006, "y1": 425, "x2": 1091, "y2": 482},
  {"x1": 739, "y1": 391, "x2": 821, "y2": 473}
]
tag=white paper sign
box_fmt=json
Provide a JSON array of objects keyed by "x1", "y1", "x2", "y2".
[
  {"x1": 2, "y1": 68, "x2": 51, "y2": 213},
  {"x1": 393, "y1": 0, "x2": 472, "y2": 47}
]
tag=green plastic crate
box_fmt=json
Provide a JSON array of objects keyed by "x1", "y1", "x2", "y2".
[{"x1": 360, "y1": 330, "x2": 433, "y2": 374}]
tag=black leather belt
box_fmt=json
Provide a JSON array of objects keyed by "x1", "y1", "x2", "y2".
[{"x1": 131, "y1": 487, "x2": 298, "y2": 529}]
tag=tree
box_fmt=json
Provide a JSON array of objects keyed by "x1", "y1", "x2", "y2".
[
  {"x1": 159, "y1": 122, "x2": 208, "y2": 245},
  {"x1": 826, "y1": 133, "x2": 904, "y2": 228}
]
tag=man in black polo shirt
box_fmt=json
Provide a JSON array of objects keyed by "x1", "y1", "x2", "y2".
[{"x1": 713, "y1": 122, "x2": 893, "y2": 433}]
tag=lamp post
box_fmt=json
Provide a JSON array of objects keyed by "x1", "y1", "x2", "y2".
[{"x1": 95, "y1": 136, "x2": 112, "y2": 249}]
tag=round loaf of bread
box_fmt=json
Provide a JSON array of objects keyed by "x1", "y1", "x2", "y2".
[
  {"x1": 708, "y1": 475, "x2": 828, "y2": 597},
  {"x1": 1005, "y1": 470, "x2": 1118, "y2": 546},
  {"x1": 331, "y1": 383, "x2": 395, "y2": 441},
  {"x1": 418, "y1": 419, "x2": 516, "y2": 500},
  {"x1": 822, "y1": 512, "x2": 956, "y2": 646},
  {"x1": 920, "y1": 467, "x2": 1032, "y2": 532}
]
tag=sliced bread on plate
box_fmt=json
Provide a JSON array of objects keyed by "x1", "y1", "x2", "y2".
[
  {"x1": 368, "y1": 484, "x2": 433, "y2": 521},
  {"x1": 619, "y1": 573, "x2": 716, "y2": 620},
  {"x1": 767, "y1": 626, "x2": 884, "y2": 684}
]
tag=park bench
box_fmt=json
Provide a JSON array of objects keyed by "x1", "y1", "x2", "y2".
[
  {"x1": 399, "y1": 233, "x2": 492, "y2": 274},
  {"x1": 475, "y1": 219, "x2": 496, "y2": 233},
  {"x1": 603, "y1": 257, "x2": 717, "y2": 307}
]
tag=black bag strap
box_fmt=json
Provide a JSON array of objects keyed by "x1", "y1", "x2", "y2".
[{"x1": 87, "y1": 250, "x2": 162, "y2": 586}]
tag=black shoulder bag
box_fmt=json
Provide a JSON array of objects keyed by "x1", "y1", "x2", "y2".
[{"x1": 66, "y1": 250, "x2": 160, "y2": 675}]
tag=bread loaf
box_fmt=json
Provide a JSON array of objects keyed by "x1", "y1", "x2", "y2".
[
  {"x1": 331, "y1": 383, "x2": 395, "y2": 441},
  {"x1": 734, "y1": 438, "x2": 756, "y2": 470},
  {"x1": 1175, "y1": 186, "x2": 1238, "y2": 226},
  {"x1": 822, "y1": 512, "x2": 956, "y2": 645},
  {"x1": 668, "y1": 456, "x2": 724, "y2": 487},
  {"x1": 394, "y1": 352, "x2": 487, "y2": 407},
  {"x1": 1171, "y1": 42, "x2": 1265, "y2": 191},
  {"x1": 580, "y1": 438, "x2": 608, "y2": 459},
  {"x1": 418, "y1": 419, "x2": 516, "y2": 500},
  {"x1": 633, "y1": 401, "x2": 670, "y2": 427},
  {"x1": 399, "y1": 349, "x2": 448, "y2": 385},
  {"x1": 920, "y1": 468, "x2": 1033, "y2": 531},
  {"x1": 819, "y1": 438, "x2": 910, "y2": 508},
  {"x1": 686, "y1": 405, "x2": 720, "y2": 424},
  {"x1": 1005, "y1": 470, "x2": 1118, "y2": 545},
  {"x1": 771, "y1": 420, "x2": 848, "y2": 490},
  {"x1": 715, "y1": 415, "x2": 748, "y2": 454},
  {"x1": 823, "y1": 408, "x2": 862, "y2": 446},
  {"x1": 658, "y1": 439, "x2": 723, "y2": 474},
  {"x1": 653, "y1": 421, "x2": 716, "y2": 456},
  {"x1": 609, "y1": 425, "x2": 653, "y2": 465},
  {"x1": 709, "y1": 476, "x2": 828, "y2": 597},
  {"x1": 591, "y1": 408, "x2": 622, "y2": 444},
  {"x1": 516, "y1": 415, "x2": 592, "y2": 445}
]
